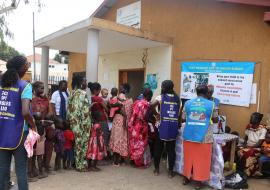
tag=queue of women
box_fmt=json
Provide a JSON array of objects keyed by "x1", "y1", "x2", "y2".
[{"x1": 0, "y1": 55, "x2": 270, "y2": 190}]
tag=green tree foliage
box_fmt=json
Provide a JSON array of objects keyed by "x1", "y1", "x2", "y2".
[
  {"x1": 0, "y1": 0, "x2": 42, "y2": 39},
  {"x1": 0, "y1": 14, "x2": 12, "y2": 40},
  {"x1": 0, "y1": 39, "x2": 21, "y2": 61}
]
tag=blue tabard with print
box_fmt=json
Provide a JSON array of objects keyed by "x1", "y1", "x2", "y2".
[
  {"x1": 0, "y1": 80, "x2": 28, "y2": 149},
  {"x1": 213, "y1": 97, "x2": 220, "y2": 108},
  {"x1": 183, "y1": 97, "x2": 214, "y2": 143},
  {"x1": 159, "y1": 94, "x2": 180, "y2": 140}
]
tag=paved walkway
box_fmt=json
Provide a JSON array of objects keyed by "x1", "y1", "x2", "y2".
[{"x1": 25, "y1": 164, "x2": 269, "y2": 190}]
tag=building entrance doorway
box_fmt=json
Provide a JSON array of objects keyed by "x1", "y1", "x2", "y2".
[{"x1": 119, "y1": 69, "x2": 145, "y2": 99}]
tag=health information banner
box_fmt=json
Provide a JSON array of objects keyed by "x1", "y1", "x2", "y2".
[{"x1": 180, "y1": 62, "x2": 255, "y2": 107}]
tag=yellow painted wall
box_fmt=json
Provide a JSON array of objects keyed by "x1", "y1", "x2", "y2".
[
  {"x1": 68, "y1": 53, "x2": 87, "y2": 89},
  {"x1": 22, "y1": 71, "x2": 32, "y2": 82},
  {"x1": 99, "y1": 0, "x2": 270, "y2": 135}
]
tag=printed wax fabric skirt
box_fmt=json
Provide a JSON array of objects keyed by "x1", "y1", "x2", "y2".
[
  {"x1": 86, "y1": 124, "x2": 107, "y2": 161},
  {"x1": 237, "y1": 147, "x2": 261, "y2": 176},
  {"x1": 109, "y1": 114, "x2": 129, "y2": 157}
]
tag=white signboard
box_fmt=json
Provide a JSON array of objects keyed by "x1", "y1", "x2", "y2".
[
  {"x1": 180, "y1": 62, "x2": 255, "y2": 107},
  {"x1": 116, "y1": 1, "x2": 141, "y2": 28}
]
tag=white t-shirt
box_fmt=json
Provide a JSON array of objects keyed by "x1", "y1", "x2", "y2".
[
  {"x1": 50, "y1": 91, "x2": 69, "y2": 115},
  {"x1": 245, "y1": 127, "x2": 267, "y2": 147},
  {"x1": 155, "y1": 94, "x2": 179, "y2": 104},
  {"x1": 155, "y1": 95, "x2": 162, "y2": 104}
]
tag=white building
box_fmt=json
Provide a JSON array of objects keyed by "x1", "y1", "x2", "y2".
[{"x1": 27, "y1": 54, "x2": 68, "y2": 84}]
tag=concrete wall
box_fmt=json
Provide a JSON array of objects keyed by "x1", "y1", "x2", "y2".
[
  {"x1": 98, "y1": 46, "x2": 172, "y2": 98},
  {"x1": 69, "y1": 46, "x2": 171, "y2": 99},
  {"x1": 100, "y1": 0, "x2": 270, "y2": 135}
]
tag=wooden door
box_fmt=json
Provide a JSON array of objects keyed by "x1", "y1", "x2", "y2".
[{"x1": 119, "y1": 71, "x2": 128, "y2": 88}]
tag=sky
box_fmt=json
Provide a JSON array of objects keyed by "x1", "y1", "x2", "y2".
[{"x1": 5, "y1": 0, "x2": 104, "y2": 58}]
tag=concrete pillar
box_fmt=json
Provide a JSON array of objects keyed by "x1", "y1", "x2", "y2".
[
  {"x1": 41, "y1": 46, "x2": 49, "y2": 93},
  {"x1": 86, "y1": 29, "x2": 99, "y2": 83}
]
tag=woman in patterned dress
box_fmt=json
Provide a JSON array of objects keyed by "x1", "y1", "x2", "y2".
[
  {"x1": 128, "y1": 89, "x2": 153, "y2": 168},
  {"x1": 238, "y1": 112, "x2": 267, "y2": 177},
  {"x1": 110, "y1": 83, "x2": 133, "y2": 166},
  {"x1": 67, "y1": 74, "x2": 91, "y2": 172}
]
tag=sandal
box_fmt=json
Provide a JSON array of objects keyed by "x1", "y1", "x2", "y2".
[
  {"x1": 168, "y1": 170, "x2": 175, "y2": 178},
  {"x1": 153, "y1": 169, "x2": 160, "y2": 176},
  {"x1": 182, "y1": 177, "x2": 190, "y2": 185},
  {"x1": 38, "y1": 172, "x2": 48, "y2": 179},
  {"x1": 28, "y1": 177, "x2": 38, "y2": 183},
  {"x1": 194, "y1": 186, "x2": 202, "y2": 190},
  {"x1": 113, "y1": 163, "x2": 120, "y2": 167},
  {"x1": 254, "y1": 171, "x2": 264, "y2": 177},
  {"x1": 194, "y1": 182, "x2": 203, "y2": 190},
  {"x1": 91, "y1": 167, "x2": 101, "y2": 172},
  {"x1": 76, "y1": 168, "x2": 89, "y2": 172}
]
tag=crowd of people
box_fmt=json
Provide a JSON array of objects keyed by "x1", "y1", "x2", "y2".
[{"x1": 0, "y1": 55, "x2": 269, "y2": 190}]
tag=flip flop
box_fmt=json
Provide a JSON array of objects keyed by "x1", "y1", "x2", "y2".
[
  {"x1": 91, "y1": 167, "x2": 101, "y2": 172},
  {"x1": 113, "y1": 163, "x2": 120, "y2": 167},
  {"x1": 182, "y1": 177, "x2": 190, "y2": 185},
  {"x1": 153, "y1": 169, "x2": 160, "y2": 176}
]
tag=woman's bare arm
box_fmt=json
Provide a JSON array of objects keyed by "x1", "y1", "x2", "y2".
[{"x1": 22, "y1": 99, "x2": 36, "y2": 130}]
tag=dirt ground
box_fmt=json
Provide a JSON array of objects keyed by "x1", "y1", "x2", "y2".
[{"x1": 10, "y1": 162, "x2": 270, "y2": 190}]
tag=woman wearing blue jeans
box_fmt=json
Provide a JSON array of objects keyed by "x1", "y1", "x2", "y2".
[{"x1": 0, "y1": 56, "x2": 36, "y2": 190}]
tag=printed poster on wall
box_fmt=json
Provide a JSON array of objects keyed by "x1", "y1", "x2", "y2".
[
  {"x1": 180, "y1": 62, "x2": 255, "y2": 107},
  {"x1": 147, "y1": 73, "x2": 158, "y2": 90}
]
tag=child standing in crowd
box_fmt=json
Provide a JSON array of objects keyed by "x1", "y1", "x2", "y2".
[
  {"x1": 44, "y1": 114, "x2": 55, "y2": 174},
  {"x1": 258, "y1": 132, "x2": 270, "y2": 175},
  {"x1": 87, "y1": 111, "x2": 107, "y2": 171},
  {"x1": 54, "y1": 118, "x2": 65, "y2": 171},
  {"x1": 63, "y1": 121, "x2": 75, "y2": 170},
  {"x1": 29, "y1": 81, "x2": 50, "y2": 181},
  {"x1": 33, "y1": 113, "x2": 48, "y2": 179}
]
